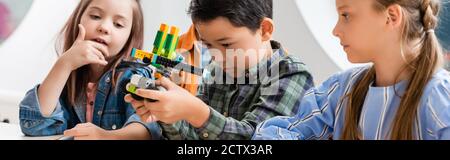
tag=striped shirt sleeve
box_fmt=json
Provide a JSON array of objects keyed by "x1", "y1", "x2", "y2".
[
  {"x1": 424, "y1": 77, "x2": 450, "y2": 139},
  {"x1": 253, "y1": 73, "x2": 345, "y2": 140}
]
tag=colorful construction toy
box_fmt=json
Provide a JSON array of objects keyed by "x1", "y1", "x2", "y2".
[
  {"x1": 130, "y1": 23, "x2": 202, "y2": 76},
  {"x1": 125, "y1": 23, "x2": 203, "y2": 101},
  {"x1": 126, "y1": 74, "x2": 166, "y2": 101}
]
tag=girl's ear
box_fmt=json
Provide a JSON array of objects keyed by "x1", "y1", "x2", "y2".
[
  {"x1": 386, "y1": 4, "x2": 403, "y2": 29},
  {"x1": 260, "y1": 18, "x2": 274, "y2": 42}
]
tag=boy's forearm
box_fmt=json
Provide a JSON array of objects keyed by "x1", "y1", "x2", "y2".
[
  {"x1": 107, "y1": 123, "x2": 151, "y2": 140},
  {"x1": 38, "y1": 60, "x2": 73, "y2": 117}
]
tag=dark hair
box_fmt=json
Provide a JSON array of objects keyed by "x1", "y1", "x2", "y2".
[{"x1": 188, "y1": 0, "x2": 273, "y2": 32}]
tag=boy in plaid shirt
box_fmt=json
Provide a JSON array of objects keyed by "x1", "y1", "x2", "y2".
[{"x1": 125, "y1": 0, "x2": 314, "y2": 140}]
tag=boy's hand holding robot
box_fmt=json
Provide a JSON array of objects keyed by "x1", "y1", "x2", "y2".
[{"x1": 124, "y1": 23, "x2": 202, "y2": 102}]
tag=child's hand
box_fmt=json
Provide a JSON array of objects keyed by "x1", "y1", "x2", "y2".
[
  {"x1": 63, "y1": 123, "x2": 111, "y2": 140},
  {"x1": 124, "y1": 77, "x2": 210, "y2": 127},
  {"x1": 124, "y1": 95, "x2": 158, "y2": 123},
  {"x1": 58, "y1": 24, "x2": 109, "y2": 71}
]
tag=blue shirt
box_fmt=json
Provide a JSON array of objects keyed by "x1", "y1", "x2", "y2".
[
  {"x1": 19, "y1": 64, "x2": 162, "y2": 139},
  {"x1": 253, "y1": 67, "x2": 450, "y2": 140}
]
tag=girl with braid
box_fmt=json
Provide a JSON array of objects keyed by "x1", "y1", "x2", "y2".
[{"x1": 254, "y1": 0, "x2": 450, "y2": 140}]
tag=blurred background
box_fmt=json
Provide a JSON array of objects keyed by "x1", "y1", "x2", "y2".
[{"x1": 0, "y1": 0, "x2": 448, "y2": 124}]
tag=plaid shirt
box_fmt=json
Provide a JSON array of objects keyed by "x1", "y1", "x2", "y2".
[{"x1": 158, "y1": 41, "x2": 314, "y2": 140}]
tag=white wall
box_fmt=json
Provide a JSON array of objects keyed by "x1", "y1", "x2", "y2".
[
  {"x1": 0, "y1": 0, "x2": 79, "y2": 124},
  {"x1": 0, "y1": 0, "x2": 349, "y2": 124},
  {"x1": 140, "y1": 0, "x2": 192, "y2": 51}
]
